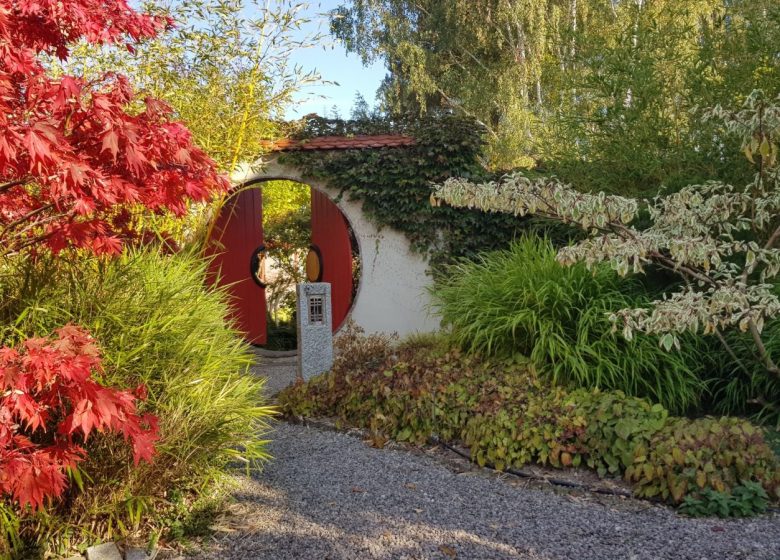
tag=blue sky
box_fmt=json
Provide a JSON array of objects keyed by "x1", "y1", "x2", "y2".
[{"x1": 282, "y1": 0, "x2": 386, "y2": 119}]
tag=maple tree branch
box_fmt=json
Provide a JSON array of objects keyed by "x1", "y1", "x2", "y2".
[
  {"x1": 0, "y1": 179, "x2": 29, "y2": 194},
  {"x1": 10, "y1": 210, "x2": 68, "y2": 241},
  {"x1": 0, "y1": 233, "x2": 54, "y2": 259},
  {"x1": 0, "y1": 204, "x2": 55, "y2": 237}
]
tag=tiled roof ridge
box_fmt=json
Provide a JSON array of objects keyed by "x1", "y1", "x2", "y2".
[{"x1": 260, "y1": 134, "x2": 416, "y2": 152}]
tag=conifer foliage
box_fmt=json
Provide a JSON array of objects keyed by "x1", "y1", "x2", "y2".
[{"x1": 0, "y1": 0, "x2": 228, "y2": 258}]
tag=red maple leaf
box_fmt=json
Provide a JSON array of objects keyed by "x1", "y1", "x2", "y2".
[{"x1": 0, "y1": 326, "x2": 158, "y2": 511}]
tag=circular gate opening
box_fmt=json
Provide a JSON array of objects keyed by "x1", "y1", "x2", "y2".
[{"x1": 260, "y1": 180, "x2": 360, "y2": 351}]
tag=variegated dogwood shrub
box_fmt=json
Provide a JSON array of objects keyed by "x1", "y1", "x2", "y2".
[{"x1": 433, "y1": 91, "x2": 780, "y2": 423}]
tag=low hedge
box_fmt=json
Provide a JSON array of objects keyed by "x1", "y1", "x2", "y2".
[{"x1": 279, "y1": 327, "x2": 780, "y2": 515}]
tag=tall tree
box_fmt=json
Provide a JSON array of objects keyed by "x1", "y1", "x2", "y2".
[{"x1": 332, "y1": 0, "x2": 780, "y2": 195}]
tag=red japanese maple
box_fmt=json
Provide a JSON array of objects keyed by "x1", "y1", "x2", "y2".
[
  {"x1": 0, "y1": 0, "x2": 228, "y2": 257},
  {"x1": 0, "y1": 325, "x2": 158, "y2": 511}
]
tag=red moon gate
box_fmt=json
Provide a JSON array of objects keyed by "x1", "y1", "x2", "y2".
[{"x1": 205, "y1": 185, "x2": 355, "y2": 345}]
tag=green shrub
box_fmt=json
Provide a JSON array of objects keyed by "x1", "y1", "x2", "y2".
[
  {"x1": 679, "y1": 482, "x2": 769, "y2": 518},
  {"x1": 0, "y1": 249, "x2": 274, "y2": 556},
  {"x1": 569, "y1": 389, "x2": 668, "y2": 477},
  {"x1": 709, "y1": 306, "x2": 780, "y2": 427},
  {"x1": 280, "y1": 330, "x2": 780, "y2": 515},
  {"x1": 431, "y1": 237, "x2": 706, "y2": 412},
  {"x1": 627, "y1": 417, "x2": 780, "y2": 504}
]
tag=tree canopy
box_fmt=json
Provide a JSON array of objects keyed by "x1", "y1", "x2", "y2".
[
  {"x1": 332, "y1": 0, "x2": 780, "y2": 195},
  {"x1": 0, "y1": 0, "x2": 227, "y2": 258}
]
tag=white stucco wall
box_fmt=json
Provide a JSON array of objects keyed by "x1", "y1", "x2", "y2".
[{"x1": 232, "y1": 156, "x2": 440, "y2": 338}]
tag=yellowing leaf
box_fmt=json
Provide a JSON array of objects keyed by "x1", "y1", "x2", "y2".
[{"x1": 760, "y1": 138, "x2": 771, "y2": 158}]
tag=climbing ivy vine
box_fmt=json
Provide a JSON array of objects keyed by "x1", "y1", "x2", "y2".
[{"x1": 280, "y1": 115, "x2": 528, "y2": 267}]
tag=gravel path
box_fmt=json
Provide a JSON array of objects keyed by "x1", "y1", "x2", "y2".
[
  {"x1": 189, "y1": 422, "x2": 780, "y2": 560},
  {"x1": 248, "y1": 348, "x2": 297, "y2": 396}
]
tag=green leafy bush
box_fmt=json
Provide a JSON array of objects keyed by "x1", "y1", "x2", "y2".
[
  {"x1": 569, "y1": 389, "x2": 668, "y2": 477},
  {"x1": 628, "y1": 417, "x2": 780, "y2": 504},
  {"x1": 679, "y1": 482, "x2": 770, "y2": 518},
  {"x1": 432, "y1": 237, "x2": 706, "y2": 412},
  {"x1": 280, "y1": 330, "x2": 780, "y2": 515},
  {"x1": 0, "y1": 249, "x2": 274, "y2": 555}
]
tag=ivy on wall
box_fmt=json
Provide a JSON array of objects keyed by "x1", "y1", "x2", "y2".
[{"x1": 280, "y1": 115, "x2": 528, "y2": 267}]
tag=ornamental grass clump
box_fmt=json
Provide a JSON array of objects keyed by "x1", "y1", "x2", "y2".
[
  {"x1": 432, "y1": 237, "x2": 706, "y2": 412},
  {"x1": 0, "y1": 249, "x2": 274, "y2": 556}
]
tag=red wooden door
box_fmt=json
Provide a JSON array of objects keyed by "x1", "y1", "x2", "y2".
[
  {"x1": 205, "y1": 188, "x2": 267, "y2": 344},
  {"x1": 311, "y1": 189, "x2": 354, "y2": 331}
]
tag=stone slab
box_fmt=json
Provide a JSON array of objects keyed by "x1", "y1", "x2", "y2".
[
  {"x1": 124, "y1": 547, "x2": 157, "y2": 560},
  {"x1": 85, "y1": 542, "x2": 122, "y2": 560}
]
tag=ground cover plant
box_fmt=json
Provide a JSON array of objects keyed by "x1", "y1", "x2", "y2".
[
  {"x1": 279, "y1": 327, "x2": 780, "y2": 516},
  {"x1": 0, "y1": 249, "x2": 273, "y2": 556},
  {"x1": 432, "y1": 236, "x2": 706, "y2": 412}
]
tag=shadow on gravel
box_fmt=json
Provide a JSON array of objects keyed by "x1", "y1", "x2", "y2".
[
  {"x1": 203, "y1": 482, "x2": 543, "y2": 560},
  {"x1": 187, "y1": 423, "x2": 780, "y2": 560}
]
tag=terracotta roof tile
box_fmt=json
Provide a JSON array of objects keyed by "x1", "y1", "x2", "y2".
[{"x1": 260, "y1": 134, "x2": 416, "y2": 152}]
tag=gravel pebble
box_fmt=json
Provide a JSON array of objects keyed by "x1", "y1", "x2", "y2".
[{"x1": 189, "y1": 422, "x2": 780, "y2": 560}]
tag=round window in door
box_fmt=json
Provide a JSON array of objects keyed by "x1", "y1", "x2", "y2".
[
  {"x1": 249, "y1": 244, "x2": 268, "y2": 287},
  {"x1": 305, "y1": 244, "x2": 323, "y2": 282}
]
